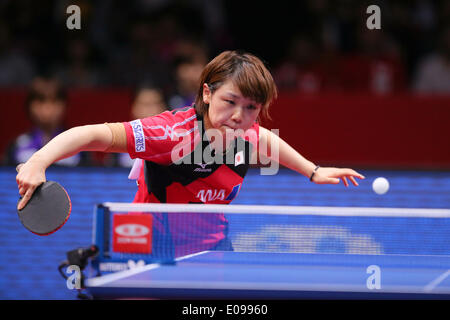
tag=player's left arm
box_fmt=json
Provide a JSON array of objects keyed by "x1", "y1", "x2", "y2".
[{"x1": 258, "y1": 126, "x2": 365, "y2": 186}]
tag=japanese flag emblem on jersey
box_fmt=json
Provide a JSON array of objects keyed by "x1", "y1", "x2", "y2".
[{"x1": 235, "y1": 151, "x2": 244, "y2": 166}]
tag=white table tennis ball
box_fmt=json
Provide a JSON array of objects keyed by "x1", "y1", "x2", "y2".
[{"x1": 372, "y1": 177, "x2": 389, "y2": 195}]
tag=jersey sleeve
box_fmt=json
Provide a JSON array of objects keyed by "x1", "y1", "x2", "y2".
[{"x1": 123, "y1": 109, "x2": 198, "y2": 164}]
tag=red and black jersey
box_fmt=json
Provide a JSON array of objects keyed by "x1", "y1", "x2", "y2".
[{"x1": 122, "y1": 106, "x2": 259, "y2": 256}]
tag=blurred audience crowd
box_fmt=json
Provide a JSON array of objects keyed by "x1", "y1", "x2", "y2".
[
  {"x1": 0, "y1": 0, "x2": 449, "y2": 95},
  {"x1": 1, "y1": 0, "x2": 450, "y2": 167}
]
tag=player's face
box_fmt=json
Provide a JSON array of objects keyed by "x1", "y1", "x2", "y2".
[{"x1": 203, "y1": 80, "x2": 261, "y2": 135}]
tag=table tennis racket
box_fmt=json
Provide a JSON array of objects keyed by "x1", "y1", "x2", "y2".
[{"x1": 17, "y1": 181, "x2": 72, "y2": 236}]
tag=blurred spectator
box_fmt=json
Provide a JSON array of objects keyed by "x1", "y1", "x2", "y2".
[
  {"x1": 172, "y1": 36, "x2": 209, "y2": 65},
  {"x1": 130, "y1": 84, "x2": 168, "y2": 119},
  {"x1": 0, "y1": 23, "x2": 35, "y2": 86},
  {"x1": 52, "y1": 36, "x2": 104, "y2": 87},
  {"x1": 274, "y1": 33, "x2": 340, "y2": 93},
  {"x1": 168, "y1": 54, "x2": 206, "y2": 109},
  {"x1": 413, "y1": 24, "x2": 450, "y2": 94},
  {"x1": 106, "y1": 19, "x2": 172, "y2": 87},
  {"x1": 3, "y1": 77, "x2": 92, "y2": 166},
  {"x1": 0, "y1": 0, "x2": 449, "y2": 94},
  {"x1": 338, "y1": 28, "x2": 407, "y2": 94},
  {"x1": 103, "y1": 84, "x2": 169, "y2": 167}
]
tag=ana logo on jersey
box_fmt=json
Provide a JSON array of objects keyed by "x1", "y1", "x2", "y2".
[
  {"x1": 196, "y1": 189, "x2": 225, "y2": 202},
  {"x1": 196, "y1": 184, "x2": 242, "y2": 202}
]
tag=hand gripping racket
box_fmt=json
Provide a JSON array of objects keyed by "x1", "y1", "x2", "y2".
[{"x1": 17, "y1": 180, "x2": 72, "y2": 236}]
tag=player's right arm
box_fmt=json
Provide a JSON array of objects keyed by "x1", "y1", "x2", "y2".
[{"x1": 16, "y1": 123, "x2": 126, "y2": 210}]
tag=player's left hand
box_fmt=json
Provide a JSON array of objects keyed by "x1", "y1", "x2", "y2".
[{"x1": 311, "y1": 167, "x2": 365, "y2": 187}]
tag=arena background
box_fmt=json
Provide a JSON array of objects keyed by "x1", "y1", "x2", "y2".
[{"x1": 0, "y1": 0, "x2": 449, "y2": 300}]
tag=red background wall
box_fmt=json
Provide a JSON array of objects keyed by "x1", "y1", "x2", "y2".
[
  {"x1": 266, "y1": 92, "x2": 450, "y2": 169},
  {"x1": 1, "y1": 89, "x2": 449, "y2": 169}
]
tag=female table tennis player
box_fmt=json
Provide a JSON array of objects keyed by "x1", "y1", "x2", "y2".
[{"x1": 16, "y1": 51, "x2": 365, "y2": 255}]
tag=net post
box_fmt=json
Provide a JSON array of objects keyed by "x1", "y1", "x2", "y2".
[{"x1": 93, "y1": 204, "x2": 111, "y2": 260}]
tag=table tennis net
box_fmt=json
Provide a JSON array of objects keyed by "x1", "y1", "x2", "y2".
[{"x1": 93, "y1": 203, "x2": 450, "y2": 264}]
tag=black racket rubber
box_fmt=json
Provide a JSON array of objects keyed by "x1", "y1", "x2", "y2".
[{"x1": 17, "y1": 181, "x2": 71, "y2": 236}]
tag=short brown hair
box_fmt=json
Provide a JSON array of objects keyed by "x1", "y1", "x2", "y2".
[
  {"x1": 25, "y1": 77, "x2": 67, "y2": 116},
  {"x1": 194, "y1": 51, "x2": 277, "y2": 122}
]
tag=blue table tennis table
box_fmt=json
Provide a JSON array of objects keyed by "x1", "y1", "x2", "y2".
[{"x1": 85, "y1": 251, "x2": 450, "y2": 299}]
